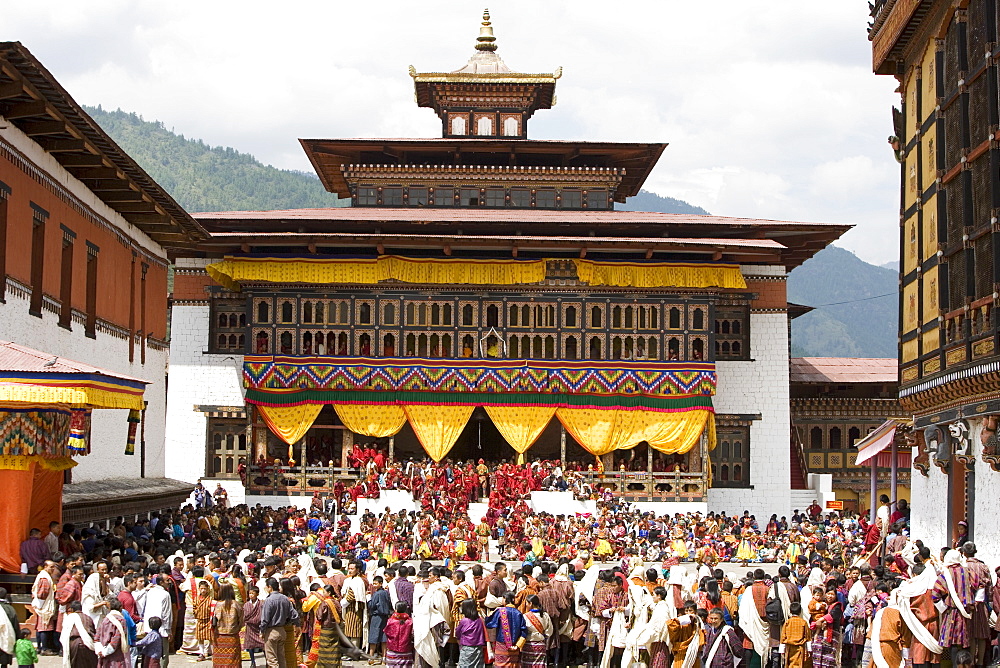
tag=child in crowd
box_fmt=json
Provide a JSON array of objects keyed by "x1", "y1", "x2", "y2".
[
  {"x1": 14, "y1": 629, "x2": 37, "y2": 668},
  {"x1": 134, "y1": 616, "x2": 165, "y2": 668},
  {"x1": 780, "y1": 602, "x2": 810, "y2": 668},
  {"x1": 383, "y1": 601, "x2": 414, "y2": 668},
  {"x1": 808, "y1": 587, "x2": 827, "y2": 636}
]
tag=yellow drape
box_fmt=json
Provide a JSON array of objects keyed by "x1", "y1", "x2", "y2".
[
  {"x1": 556, "y1": 408, "x2": 712, "y2": 457},
  {"x1": 403, "y1": 405, "x2": 475, "y2": 463},
  {"x1": 483, "y1": 406, "x2": 556, "y2": 464},
  {"x1": 207, "y1": 255, "x2": 546, "y2": 291},
  {"x1": 574, "y1": 260, "x2": 747, "y2": 289},
  {"x1": 257, "y1": 404, "x2": 323, "y2": 445},
  {"x1": 334, "y1": 404, "x2": 407, "y2": 438},
  {"x1": 0, "y1": 383, "x2": 145, "y2": 410}
]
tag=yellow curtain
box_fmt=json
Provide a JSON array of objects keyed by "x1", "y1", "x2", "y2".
[
  {"x1": 555, "y1": 407, "x2": 712, "y2": 457},
  {"x1": 574, "y1": 260, "x2": 746, "y2": 289},
  {"x1": 256, "y1": 404, "x2": 323, "y2": 445},
  {"x1": 334, "y1": 404, "x2": 407, "y2": 438},
  {"x1": 206, "y1": 255, "x2": 545, "y2": 291},
  {"x1": 403, "y1": 405, "x2": 475, "y2": 463},
  {"x1": 0, "y1": 382, "x2": 146, "y2": 410},
  {"x1": 484, "y1": 406, "x2": 556, "y2": 464}
]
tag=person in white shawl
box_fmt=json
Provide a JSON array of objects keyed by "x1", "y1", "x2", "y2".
[
  {"x1": 59, "y1": 601, "x2": 96, "y2": 668},
  {"x1": 81, "y1": 564, "x2": 110, "y2": 626},
  {"x1": 870, "y1": 565, "x2": 943, "y2": 668},
  {"x1": 341, "y1": 561, "x2": 369, "y2": 650},
  {"x1": 413, "y1": 567, "x2": 452, "y2": 668},
  {"x1": 31, "y1": 561, "x2": 58, "y2": 654}
]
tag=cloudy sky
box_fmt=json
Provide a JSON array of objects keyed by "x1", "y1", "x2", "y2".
[{"x1": 6, "y1": 1, "x2": 900, "y2": 264}]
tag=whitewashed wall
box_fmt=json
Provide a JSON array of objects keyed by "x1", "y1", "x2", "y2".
[{"x1": 711, "y1": 309, "x2": 792, "y2": 519}]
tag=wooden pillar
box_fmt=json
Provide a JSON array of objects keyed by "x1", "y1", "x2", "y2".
[
  {"x1": 342, "y1": 430, "x2": 353, "y2": 471},
  {"x1": 389, "y1": 435, "x2": 395, "y2": 463},
  {"x1": 890, "y1": 436, "x2": 898, "y2": 514},
  {"x1": 869, "y1": 459, "x2": 878, "y2": 524},
  {"x1": 560, "y1": 426, "x2": 566, "y2": 466},
  {"x1": 646, "y1": 444, "x2": 653, "y2": 499}
]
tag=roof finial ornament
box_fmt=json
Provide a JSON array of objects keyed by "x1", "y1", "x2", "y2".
[{"x1": 475, "y1": 8, "x2": 498, "y2": 52}]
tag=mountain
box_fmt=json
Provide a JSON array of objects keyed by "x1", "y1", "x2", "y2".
[
  {"x1": 84, "y1": 106, "x2": 897, "y2": 357},
  {"x1": 787, "y1": 246, "x2": 898, "y2": 358},
  {"x1": 881, "y1": 260, "x2": 900, "y2": 272},
  {"x1": 83, "y1": 106, "x2": 346, "y2": 213},
  {"x1": 620, "y1": 189, "x2": 710, "y2": 215}
]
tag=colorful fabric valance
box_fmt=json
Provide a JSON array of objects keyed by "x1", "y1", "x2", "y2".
[
  {"x1": 207, "y1": 255, "x2": 547, "y2": 291},
  {"x1": 0, "y1": 408, "x2": 78, "y2": 457},
  {"x1": 573, "y1": 260, "x2": 747, "y2": 289},
  {"x1": 0, "y1": 373, "x2": 147, "y2": 410},
  {"x1": 244, "y1": 357, "x2": 716, "y2": 399}
]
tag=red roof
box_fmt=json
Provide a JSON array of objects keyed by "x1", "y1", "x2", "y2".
[
  {"x1": 789, "y1": 357, "x2": 898, "y2": 384},
  {"x1": 0, "y1": 341, "x2": 147, "y2": 383},
  {"x1": 194, "y1": 207, "x2": 846, "y2": 229}
]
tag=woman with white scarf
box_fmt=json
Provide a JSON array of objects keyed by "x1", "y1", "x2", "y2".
[
  {"x1": 81, "y1": 564, "x2": 110, "y2": 626},
  {"x1": 60, "y1": 601, "x2": 97, "y2": 668},
  {"x1": 94, "y1": 599, "x2": 129, "y2": 668}
]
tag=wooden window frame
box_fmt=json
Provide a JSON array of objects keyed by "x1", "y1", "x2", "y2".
[
  {"x1": 0, "y1": 180, "x2": 10, "y2": 302},
  {"x1": 711, "y1": 422, "x2": 751, "y2": 488},
  {"x1": 205, "y1": 417, "x2": 249, "y2": 479},
  {"x1": 29, "y1": 203, "x2": 48, "y2": 318},
  {"x1": 58, "y1": 225, "x2": 76, "y2": 330},
  {"x1": 85, "y1": 242, "x2": 99, "y2": 338}
]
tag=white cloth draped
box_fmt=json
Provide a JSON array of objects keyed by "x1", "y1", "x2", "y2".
[
  {"x1": 413, "y1": 581, "x2": 451, "y2": 667},
  {"x1": 32, "y1": 570, "x2": 56, "y2": 627},
  {"x1": 59, "y1": 612, "x2": 94, "y2": 668},
  {"x1": 738, "y1": 589, "x2": 769, "y2": 657},
  {"x1": 81, "y1": 573, "x2": 106, "y2": 625}
]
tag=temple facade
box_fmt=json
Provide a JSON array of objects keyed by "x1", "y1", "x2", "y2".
[
  {"x1": 871, "y1": 0, "x2": 1000, "y2": 557},
  {"x1": 167, "y1": 12, "x2": 848, "y2": 517}
]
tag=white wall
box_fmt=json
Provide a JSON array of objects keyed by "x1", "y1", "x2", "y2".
[
  {"x1": 909, "y1": 416, "x2": 1000, "y2": 572},
  {"x1": 710, "y1": 310, "x2": 791, "y2": 519},
  {"x1": 164, "y1": 301, "x2": 245, "y2": 483}
]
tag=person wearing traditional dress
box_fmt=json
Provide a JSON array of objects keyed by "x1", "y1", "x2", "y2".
[
  {"x1": 340, "y1": 561, "x2": 368, "y2": 651},
  {"x1": 780, "y1": 603, "x2": 810, "y2": 668},
  {"x1": 666, "y1": 601, "x2": 704, "y2": 668},
  {"x1": 179, "y1": 567, "x2": 209, "y2": 655},
  {"x1": 211, "y1": 583, "x2": 243, "y2": 668},
  {"x1": 931, "y1": 549, "x2": 987, "y2": 652},
  {"x1": 809, "y1": 588, "x2": 842, "y2": 668},
  {"x1": 702, "y1": 609, "x2": 742, "y2": 668},
  {"x1": 486, "y1": 593, "x2": 527, "y2": 668},
  {"x1": 193, "y1": 580, "x2": 215, "y2": 661},
  {"x1": 521, "y1": 596, "x2": 553, "y2": 668},
  {"x1": 94, "y1": 601, "x2": 129, "y2": 668},
  {"x1": 82, "y1": 562, "x2": 110, "y2": 627},
  {"x1": 59, "y1": 600, "x2": 97, "y2": 668},
  {"x1": 384, "y1": 602, "x2": 414, "y2": 668},
  {"x1": 368, "y1": 576, "x2": 393, "y2": 663},
  {"x1": 870, "y1": 598, "x2": 913, "y2": 668},
  {"x1": 31, "y1": 560, "x2": 58, "y2": 655},
  {"x1": 414, "y1": 568, "x2": 452, "y2": 668}
]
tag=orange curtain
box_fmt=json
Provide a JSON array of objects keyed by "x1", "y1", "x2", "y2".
[
  {"x1": 257, "y1": 404, "x2": 323, "y2": 445},
  {"x1": 403, "y1": 405, "x2": 474, "y2": 463},
  {"x1": 0, "y1": 462, "x2": 62, "y2": 573}
]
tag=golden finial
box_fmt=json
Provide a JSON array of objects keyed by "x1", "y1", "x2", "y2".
[{"x1": 475, "y1": 8, "x2": 497, "y2": 52}]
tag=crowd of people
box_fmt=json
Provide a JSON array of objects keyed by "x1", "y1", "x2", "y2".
[{"x1": 3, "y1": 494, "x2": 997, "y2": 668}]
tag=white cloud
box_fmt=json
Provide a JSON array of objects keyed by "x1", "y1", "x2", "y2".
[{"x1": 3, "y1": 0, "x2": 902, "y2": 263}]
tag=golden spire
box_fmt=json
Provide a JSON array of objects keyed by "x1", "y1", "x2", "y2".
[{"x1": 475, "y1": 9, "x2": 498, "y2": 52}]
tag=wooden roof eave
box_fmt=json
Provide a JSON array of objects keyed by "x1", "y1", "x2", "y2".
[{"x1": 0, "y1": 42, "x2": 209, "y2": 249}]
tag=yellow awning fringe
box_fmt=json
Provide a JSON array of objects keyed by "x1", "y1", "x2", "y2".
[
  {"x1": 207, "y1": 255, "x2": 547, "y2": 290},
  {"x1": 0, "y1": 455, "x2": 78, "y2": 471},
  {"x1": 574, "y1": 260, "x2": 747, "y2": 289},
  {"x1": 0, "y1": 385, "x2": 145, "y2": 411}
]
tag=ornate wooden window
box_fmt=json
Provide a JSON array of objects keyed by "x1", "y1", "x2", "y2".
[
  {"x1": 536, "y1": 189, "x2": 556, "y2": 208},
  {"x1": 714, "y1": 304, "x2": 750, "y2": 361},
  {"x1": 510, "y1": 189, "x2": 530, "y2": 207},
  {"x1": 485, "y1": 189, "x2": 505, "y2": 207},
  {"x1": 561, "y1": 190, "x2": 582, "y2": 208},
  {"x1": 408, "y1": 187, "x2": 429, "y2": 206},
  {"x1": 484, "y1": 302, "x2": 501, "y2": 327},
  {"x1": 382, "y1": 302, "x2": 396, "y2": 325},
  {"x1": 690, "y1": 336, "x2": 707, "y2": 361},
  {"x1": 279, "y1": 299, "x2": 295, "y2": 323},
  {"x1": 381, "y1": 331, "x2": 398, "y2": 356},
  {"x1": 461, "y1": 303, "x2": 476, "y2": 326},
  {"x1": 356, "y1": 186, "x2": 377, "y2": 206},
  {"x1": 562, "y1": 303, "x2": 581, "y2": 328},
  {"x1": 586, "y1": 190, "x2": 609, "y2": 209},
  {"x1": 589, "y1": 304, "x2": 604, "y2": 328},
  {"x1": 461, "y1": 188, "x2": 481, "y2": 206},
  {"x1": 667, "y1": 306, "x2": 683, "y2": 330},
  {"x1": 382, "y1": 187, "x2": 403, "y2": 206},
  {"x1": 254, "y1": 298, "x2": 271, "y2": 324},
  {"x1": 563, "y1": 333, "x2": 581, "y2": 359},
  {"x1": 433, "y1": 187, "x2": 455, "y2": 206},
  {"x1": 206, "y1": 418, "x2": 248, "y2": 479},
  {"x1": 689, "y1": 305, "x2": 707, "y2": 331},
  {"x1": 587, "y1": 335, "x2": 604, "y2": 359},
  {"x1": 254, "y1": 329, "x2": 270, "y2": 354},
  {"x1": 711, "y1": 422, "x2": 750, "y2": 489},
  {"x1": 356, "y1": 300, "x2": 374, "y2": 325},
  {"x1": 209, "y1": 297, "x2": 247, "y2": 353}
]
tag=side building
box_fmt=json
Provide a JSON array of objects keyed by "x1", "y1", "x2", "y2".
[
  {"x1": 790, "y1": 357, "x2": 909, "y2": 514},
  {"x1": 166, "y1": 13, "x2": 848, "y2": 519},
  {"x1": 0, "y1": 43, "x2": 207, "y2": 528},
  {"x1": 871, "y1": 0, "x2": 1000, "y2": 561}
]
